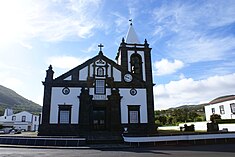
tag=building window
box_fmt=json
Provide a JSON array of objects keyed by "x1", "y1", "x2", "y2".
[
  {"x1": 97, "y1": 67, "x2": 104, "y2": 76},
  {"x1": 58, "y1": 105, "x2": 72, "y2": 124},
  {"x1": 219, "y1": 105, "x2": 225, "y2": 114},
  {"x1": 12, "y1": 116, "x2": 16, "y2": 121},
  {"x1": 230, "y1": 103, "x2": 235, "y2": 114},
  {"x1": 35, "y1": 116, "x2": 37, "y2": 121},
  {"x1": 95, "y1": 80, "x2": 105, "y2": 94},
  {"x1": 128, "y1": 105, "x2": 140, "y2": 124},
  {"x1": 22, "y1": 116, "x2": 26, "y2": 122},
  {"x1": 130, "y1": 53, "x2": 142, "y2": 78},
  {"x1": 211, "y1": 108, "x2": 215, "y2": 114}
]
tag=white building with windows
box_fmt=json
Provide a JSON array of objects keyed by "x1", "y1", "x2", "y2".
[
  {"x1": 0, "y1": 108, "x2": 39, "y2": 131},
  {"x1": 204, "y1": 95, "x2": 235, "y2": 121}
]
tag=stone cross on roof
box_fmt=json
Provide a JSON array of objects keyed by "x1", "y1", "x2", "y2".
[{"x1": 98, "y1": 43, "x2": 104, "y2": 52}]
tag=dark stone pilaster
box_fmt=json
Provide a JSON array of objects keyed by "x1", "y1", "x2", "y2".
[
  {"x1": 38, "y1": 66, "x2": 54, "y2": 135},
  {"x1": 144, "y1": 43, "x2": 157, "y2": 133},
  {"x1": 78, "y1": 87, "x2": 93, "y2": 132},
  {"x1": 108, "y1": 89, "x2": 122, "y2": 132}
]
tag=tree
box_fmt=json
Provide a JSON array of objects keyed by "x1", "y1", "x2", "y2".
[
  {"x1": 210, "y1": 114, "x2": 221, "y2": 123},
  {"x1": 188, "y1": 111, "x2": 199, "y2": 122}
]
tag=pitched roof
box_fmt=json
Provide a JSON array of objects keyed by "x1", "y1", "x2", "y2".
[
  {"x1": 209, "y1": 95, "x2": 235, "y2": 104},
  {"x1": 125, "y1": 23, "x2": 140, "y2": 44}
]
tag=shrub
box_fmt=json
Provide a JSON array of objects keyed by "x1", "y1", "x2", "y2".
[{"x1": 210, "y1": 114, "x2": 221, "y2": 123}]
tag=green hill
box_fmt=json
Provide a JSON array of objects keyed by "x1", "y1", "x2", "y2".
[
  {"x1": 0, "y1": 85, "x2": 42, "y2": 115},
  {"x1": 155, "y1": 104, "x2": 207, "y2": 126}
]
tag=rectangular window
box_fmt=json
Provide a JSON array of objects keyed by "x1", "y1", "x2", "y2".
[
  {"x1": 95, "y1": 80, "x2": 105, "y2": 94},
  {"x1": 219, "y1": 105, "x2": 225, "y2": 114},
  {"x1": 12, "y1": 116, "x2": 16, "y2": 121},
  {"x1": 128, "y1": 105, "x2": 140, "y2": 124},
  {"x1": 22, "y1": 116, "x2": 26, "y2": 122},
  {"x1": 230, "y1": 103, "x2": 235, "y2": 114},
  {"x1": 129, "y1": 111, "x2": 139, "y2": 123},
  {"x1": 60, "y1": 111, "x2": 70, "y2": 124},
  {"x1": 35, "y1": 116, "x2": 37, "y2": 121},
  {"x1": 211, "y1": 108, "x2": 215, "y2": 114},
  {"x1": 58, "y1": 105, "x2": 72, "y2": 124}
]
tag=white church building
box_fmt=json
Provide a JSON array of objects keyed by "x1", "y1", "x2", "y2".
[
  {"x1": 38, "y1": 23, "x2": 156, "y2": 136},
  {"x1": 205, "y1": 95, "x2": 235, "y2": 121},
  {"x1": 0, "y1": 108, "x2": 39, "y2": 131}
]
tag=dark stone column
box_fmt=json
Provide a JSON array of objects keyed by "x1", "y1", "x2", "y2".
[
  {"x1": 78, "y1": 87, "x2": 93, "y2": 132},
  {"x1": 38, "y1": 65, "x2": 54, "y2": 136},
  {"x1": 144, "y1": 42, "x2": 157, "y2": 133},
  {"x1": 108, "y1": 89, "x2": 122, "y2": 132}
]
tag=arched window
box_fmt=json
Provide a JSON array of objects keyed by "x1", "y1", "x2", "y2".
[
  {"x1": 130, "y1": 54, "x2": 142, "y2": 78},
  {"x1": 97, "y1": 67, "x2": 104, "y2": 76}
]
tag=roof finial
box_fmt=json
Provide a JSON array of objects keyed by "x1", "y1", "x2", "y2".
[
  {"x1": 98, "y1": 43, "x2": 104, "y2": 52},
  {"x1": 122, "y1": 37, "x2": 125, "y2": 43},
  {"x1": 129, "y1": 19, "x2": 132, "y2": 26}
]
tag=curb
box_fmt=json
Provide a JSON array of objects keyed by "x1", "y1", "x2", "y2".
[{"x1": 0, "y1": 144, "x2": 132, "y2": 150}]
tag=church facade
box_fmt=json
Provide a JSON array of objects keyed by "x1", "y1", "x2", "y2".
[{"x1": 38, "y1": 24, "x2": 156, "y2": 136}]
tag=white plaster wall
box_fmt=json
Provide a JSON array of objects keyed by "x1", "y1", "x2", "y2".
[
  {"x1": 13, "y1": 122, "x2": 29, "y2": 131},
  {"x1": 117, "y1": 52, "x2": 121, "y2": 65},
  {"x1": 90, "y1": 88, "x2": 111, "y2": 100},
  {"x1": 90, "y1": 63, "x2": 93, "y2": 77},
  {"x1": 205, "y1": 100, "x2": 235, "y2": 121},
  {"x1": 0, "y1": 115, "x2": 12, "y2": 122},
  {"x1": 64, "y1": 75, "x2": 72, "y2": 80},
  {"x1": 79, "y1": 66, "x2": 88, "y2": 80},
  {"x1": 127, "y1": 50, "x2": 146, "y2": 81},
  {"x1": 113, "y1": 67, "x2": 121, "y2": 81},
  {"x1": 32, "y1": 115, "x2": 39, "y2": 131},
  {"x1": 219, "y1": 124, "x2": 235, "y2": 131},
  {"x1": 0, "y1": 111, "x2": 39, "y2": 131},
  {"x1": 0, "y1": 111, "x2": 32, "y2": 122},
  {"x1": 179, "y1": 122, "x2": 208, "y2": 131},
  {"x1": 119, "y1": 88, "x2": 148, "y2": 123},
  {"x1": 158, "y1": 126, "x2": 180, "y2": 131},
  {"x1": 107, "y1": 64, "x2": 111, "y2": 77},
  {"x1": 50, "y1": 87, "x2": 81, "y2": 124},
  {"x1": 14, "y1": 111, "x2": 32, "y2": 122}
]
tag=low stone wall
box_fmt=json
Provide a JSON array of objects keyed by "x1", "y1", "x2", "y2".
[
  {"x1": 219, "y1": 124, "x2": 235, "y2": 132},
  {"x1": 158, "y1": 126, "x2": 179, "y2": 131},
  {"x1": 0, "y1": 136, "x2": 86, "y2": 146},
  {"x1": 179, "y1": 122, "x2": 208, "y2": 131},
  {"x1": 123, "y1": 132, "x2": 235, "y2": 145}
]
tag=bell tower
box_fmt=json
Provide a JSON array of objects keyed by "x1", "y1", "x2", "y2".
[
  {"x1": 115, "y1": 23, "x2": 153, "y2": 83},
  {"x1": 115, "y1": 23, "x2": 155, "y2": 129}
]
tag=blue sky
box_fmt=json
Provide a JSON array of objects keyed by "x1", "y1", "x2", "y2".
[{"x1": 0, "y1": 0, "x2": 234, "y2": 110}]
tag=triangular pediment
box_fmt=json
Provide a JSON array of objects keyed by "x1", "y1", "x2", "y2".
[{"x1": 51, "y1": 51, "x2": 146, "y2": 86}]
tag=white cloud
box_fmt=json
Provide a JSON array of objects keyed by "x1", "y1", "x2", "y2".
[
  {"x1": 152, "y1": 1, "x2": 235, "y2": 63},
  {"x1": 82, "y1": 43, "x2": 98, "y2": 53},
  {"x1": 47, "y1": 55, "x2": 90, "y2": 69},
  {"x1": 1, "y1": 78, "x2": 23, "y2": 91},
  {"x1": 154, "y1": 59, "x2": 184, "y2": 76},
  {"x1": 169, "y1": 35, "x2": 235, "y2": 63},
  {"x1": 154, "y1": 73, "x2": 235, "y2": 110},
  {"x1": 112, "y1": 12, "x2": 129, "y2": 33},
  {"x1": 0, "y1": 0, "x2": 104, "y2": 44}
]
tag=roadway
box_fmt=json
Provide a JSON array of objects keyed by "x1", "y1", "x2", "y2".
[{"x1": 0, "y1": 143, "x2": 234, "y2": 157}]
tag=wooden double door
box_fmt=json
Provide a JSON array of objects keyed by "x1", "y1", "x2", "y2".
[{"x1": 93, "y1": 107, "x2": 106, "y2": 131}]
